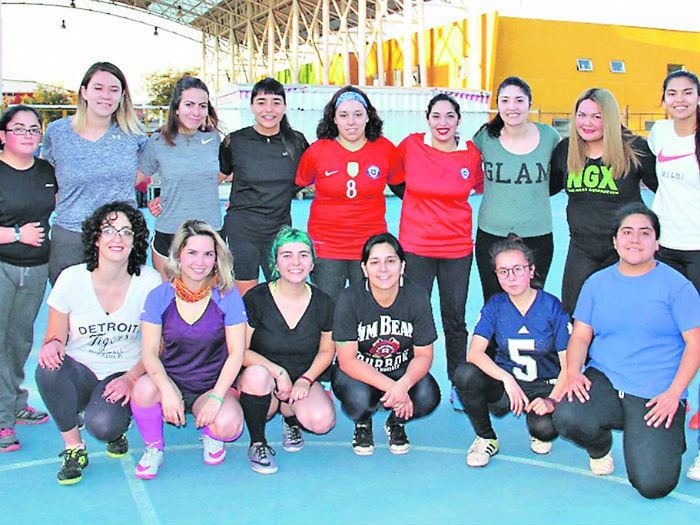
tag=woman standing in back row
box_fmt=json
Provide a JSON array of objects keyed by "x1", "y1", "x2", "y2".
[
  {"x1": 550, "y1": 87, "x2": 657, "y2": 314},
  {"x1": 295, "y1": 86, "x2": 402, "y2": 302},
  {"x1": 140, "y1": 76, "x2": 224, "y2": 279},
  {"x1": 473, "y1": 77, "x2": 560, "y2": 301},
  {"x1": 394, "y1": 93, "x2": 483, "y2": 394},
  {"x1": 42, "y1": 62, "x2": 146, "y2": 284},
  {"x1": 647, "y1": 69, "x2": 700, "y2": 482},
  {"x1": 219, "y1": 78, "x2": 309, "y2": 296}
]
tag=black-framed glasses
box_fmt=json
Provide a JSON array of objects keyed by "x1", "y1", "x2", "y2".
[
  {"x1": 101, "y1": 226, "x2": 134, "y2": 239},
  {"x1": 495, "y1": 264, "x2": 531, "y2": 279},
  {"x1": 7, "y1": 126, "x2": 43, "y2": 136}
]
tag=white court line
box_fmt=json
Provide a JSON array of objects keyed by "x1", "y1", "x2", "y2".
[
  {"x1": 2, "y1": 441, "x2": 699, "y2": 507},
  {"x1": 119, "y1": 454, "x2": 161, "y2": 525}
]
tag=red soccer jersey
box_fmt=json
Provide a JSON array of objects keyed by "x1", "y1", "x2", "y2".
[
  {"x1": 396, "y1": 132, "x2": 484, "y2": 258},
  {"x1": 296, "y1": 137, "x2": 401, "y2": 260}
]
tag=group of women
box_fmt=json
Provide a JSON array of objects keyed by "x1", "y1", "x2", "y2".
[{"x1": 0, "y1": 60, "x2": 698, "y2": 499}]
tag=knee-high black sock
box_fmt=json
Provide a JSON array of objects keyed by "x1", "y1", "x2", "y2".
[{"x1": 239, "y1": 392, "x2": 271, "y2": 445}]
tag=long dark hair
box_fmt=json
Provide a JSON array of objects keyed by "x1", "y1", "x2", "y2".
[
  {"x1": 161, "y1": 76, "x2": 219, "y2": 145},
  {"x1": 251, "y1": 78, "x2": 306, "y2": 163},
  {"x1": 478, "y1": 76, "x2": 532, "y2": 138},
  {"x1": 316, "y1": 86, "x2": 383, "y2": 141},
  {"x1": 662, "y1": 70, "x2": 700, "y2": 169},
  {"x1": 82, "y1": 201, "x2": 149, "y2": 275}
]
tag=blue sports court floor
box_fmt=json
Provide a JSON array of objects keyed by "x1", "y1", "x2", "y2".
[{"x1": 2, "y1": 191, "x2": 699, "y2": 524}]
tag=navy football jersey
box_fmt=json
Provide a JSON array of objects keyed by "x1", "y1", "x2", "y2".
[{"x1": 474, "y1": 290, "x2": 571, "y2": 381}]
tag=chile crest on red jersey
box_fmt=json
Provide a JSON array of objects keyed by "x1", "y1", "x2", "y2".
[{"x1": 366, "y1": 164, "x2": 381, "y2": 179}]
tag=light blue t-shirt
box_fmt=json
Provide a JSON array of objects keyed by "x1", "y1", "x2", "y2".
[
  {"x1": 473, "y1": 123, "x2": 560, "y2": 237},
  {"x1": 575, "y1": 262, "x2": 700, "y2": 399},
  {"x1": 139, "y1": 130, "x2": 222, "y2": 234},
  {"x1": 42, "y1": 117, "x2": 146, "y2": 232}
]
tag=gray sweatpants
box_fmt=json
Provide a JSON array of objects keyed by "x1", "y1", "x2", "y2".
[{"x1": 0, "y1": 260, "x2": 48, "y2": 428}]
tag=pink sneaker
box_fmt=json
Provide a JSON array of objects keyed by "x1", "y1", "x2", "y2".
[
  {"x1": 0, "y1": 428, "x2": 20, "y2": 452},
  {"x1": 15, "y1": 406, "x2": 49, "y2": 425}
]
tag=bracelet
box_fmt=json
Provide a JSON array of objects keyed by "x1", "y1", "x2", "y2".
[
  {"x1": 124, "y1": 372, "x2": 138, "y2": 385},
  {"x1": 13, "y1": 225, "x2": 21, "y2": 243},
  {"x1": 547, "y1": 397, "x2": 558, "y2": 407},
  {"x1": 299, "y1": 375, "x2": 313, "y2": 385},
  {"x1": 43, "y1": 336, "x2": 63, "y2": 346},
  {"x1": 208, "y1": 393, "x2": 225, "y2": 404}
]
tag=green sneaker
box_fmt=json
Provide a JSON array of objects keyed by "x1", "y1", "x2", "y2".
[
  {"x1": 106, "y1": 434, "x2": 129, "y2": 458},
  {"x1": 57, "y1": 446, "x2": 89, "y2": 485}
]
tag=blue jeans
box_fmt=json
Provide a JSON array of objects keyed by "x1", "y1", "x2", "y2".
[{"x1": 553, "y1": 367, "x2": 686, "y2": 499}]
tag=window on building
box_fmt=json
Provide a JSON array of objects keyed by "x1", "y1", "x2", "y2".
[
  {"x1": 667, "y1": 64, "x2": 684, "y2": 73},
  {"x1": 610, "y1": 60, "x2": 625, "y2": 73},
  {"x1": 552, "y1": 118, "x2": 570, "y2": 134},
  {"x1": 576, "y1": 58, "x2": 593, "y2": 72}
]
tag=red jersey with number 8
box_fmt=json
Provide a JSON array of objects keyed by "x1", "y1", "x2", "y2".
[{"x1": 296, "y1": 137, "x2": 401, "y2": 259}]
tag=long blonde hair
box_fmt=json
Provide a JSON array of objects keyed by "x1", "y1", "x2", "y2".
[
  {"x1": 73, "y1": 62, "x2": 143, "y2": 136},
  {"x1": 567, "y1": 88, "x2": 641, "y2": 179},
  {"x1": 165, "y1": 220, "x2": 235, "y2": 294}
]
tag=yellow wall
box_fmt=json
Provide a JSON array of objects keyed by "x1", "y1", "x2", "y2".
[{"x1": 492, "y1": 17, "x2": 700, "y2": 116}]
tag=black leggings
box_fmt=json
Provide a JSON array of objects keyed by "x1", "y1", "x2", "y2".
[
  {"x1": 553, "y1": 367, "x2": 686, "y2": 499},
  {"x1": 331, "y1": 365, "x2": 440, "y2": 423},
  {"x1": 561, "y1": 236, "x2": 618, "y2": 315},
  {"x1": 35, "y1": 355, "x2": 131, "y2": 442},
  {"x1": 453, "y1": 362, "x2": 557, "y2": 441},
  {"x1": 475, "y1": 228, "x2": 553, "y2": 303}
]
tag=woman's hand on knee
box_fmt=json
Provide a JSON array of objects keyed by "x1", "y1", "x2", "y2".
[
  {"x1": 526, "y1": 396, "x2": 556, "y2": 416},
  {"x1": 195, "y1": 395, "x2": 223, "y2": 428},
  {"x1": 161, "y1": 385, "x2": 185, "y2": 427},
  {"x1": 563, "y1": 372, "x2": 591, "y2": 404},
  {"x1": 503, "y1": 375, "x2": 529, "y2": 416},
  {"x1": 37, "y1": 339, "x2": 65, "y2": 370},
  {"x1": 103, "y1": 374, "x2": 135, "y2": 406},
  {"x1": 290, "y1": 378, "x2": 311, "y2": 402},
  {"x1": 644, "y1": 390, "x2": 681, "y2": 429},
  {"x1": 381, "y1": 381, "x2": 412, "y2": 418}
]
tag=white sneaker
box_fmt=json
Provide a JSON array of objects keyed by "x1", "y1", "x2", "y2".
[
  {"x1": 687, "y1": 451, "x2": 700, "y2": 481},
  {"x1": 530, "y1": 436, "x2": 553, "y2": 455},
  {"x1": 466, "y1": 436, "x2": 499, "y2": 467},
  {"x1": 202, "y1": 434, "x2": 226, "y2": 465},
  {"x1": 589, "y1": 451, "x2": 614, "y2": 476},
  {"x1": 135, "y1": 446, "x2": 164, "y2": 480}
]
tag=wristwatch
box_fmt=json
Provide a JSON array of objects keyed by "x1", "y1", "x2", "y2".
[{"x1": 13, "y1": 225, "x2": 20, "y2": 243}]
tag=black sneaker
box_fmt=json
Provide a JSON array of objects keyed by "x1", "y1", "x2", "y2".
[
  {"x1": 57, "y1": 446, "x2": 89, "y2": 485},
  {"x1": 106, "y1": 434, "x2": 129, "y2": 458},
  {"x1": 352, "y1": 420, "x2": 374, "y2": 456},
  {"x1": 385, "y1": 419, "x2": 410, "y2": 455}
]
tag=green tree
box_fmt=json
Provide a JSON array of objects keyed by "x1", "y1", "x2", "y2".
[
  {"x1": 144, "y1": 68, "x2": 199, "y2": 106},
  {"x1": 21, "y1": 84, "x2": 76, "y2": 124}
]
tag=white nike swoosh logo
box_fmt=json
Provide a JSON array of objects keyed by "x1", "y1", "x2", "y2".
[
  {"x1": 201, "y1": 138, "x2": 214, "y2": 145},
  {"x1": 324, "y1": 170, "x2": 338, "y2": 176}
]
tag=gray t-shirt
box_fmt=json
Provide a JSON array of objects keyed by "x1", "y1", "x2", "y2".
[
  {"x1": 473, "y1": 122, "x2": 560, "y2": 237},
  {"x1": 139, "y1": 130, "x2": 222, "y2": 234},
  {"x1": 42, "y1": 117, "x2": 146, "y2": 232}
]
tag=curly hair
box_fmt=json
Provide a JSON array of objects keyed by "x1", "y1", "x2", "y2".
[
  {"x1": 316, "y1": 86, "x2": 383, "y2": 141},
  {"x1": 81, "y1": 201, "x2": 149, "y2": 275}
]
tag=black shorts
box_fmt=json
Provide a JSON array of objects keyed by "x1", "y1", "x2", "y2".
[
  {"x1": 228, "y1": 237, "x2": 274, "y2": 281},
  {"x1": 152, "y1": 231, "x2": 174, "y2": 259},
  {"x1": 181, "y1": 389, "x2": 207, "y2": 413}
]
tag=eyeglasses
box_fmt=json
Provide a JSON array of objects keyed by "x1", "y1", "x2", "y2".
[
  {"x1": 495, "y1": 264, "x2": 531, "y2": 279},
  {"x1": 101, "y1": 226, "x2": 134, "y2": 239},
  {"x1": 6, "y1": 126, "x2": 42, "y2": 136}
]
